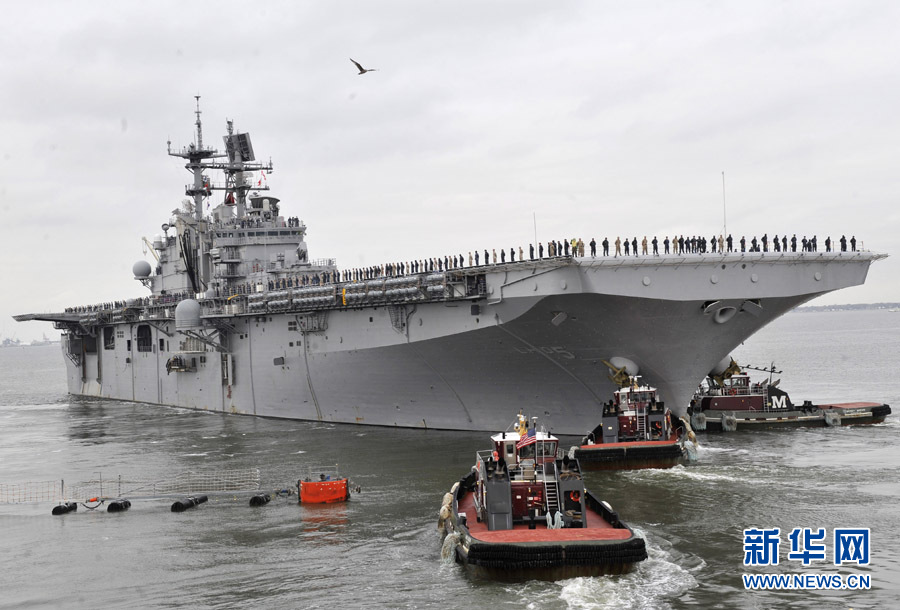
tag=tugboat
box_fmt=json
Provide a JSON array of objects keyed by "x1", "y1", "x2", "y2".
[
  {"x1": 689, "y1": 359, "x2": 892, "y2": 431},
  {"x1": 438, "y1": 414, "x2": 647, "y2": 581},
  {"x1": 571, "y1": 377, "x2": 687, "y2": 470},
  {"x1": 297, "y1": 465, "x2": 352, "y2": 504}
]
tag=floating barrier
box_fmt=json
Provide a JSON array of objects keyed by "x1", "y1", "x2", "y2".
[
  {"x1": 107, "y1": 499, "x2": 132, "y2": 513},
  {"x1": 51, "y1": 502, "x2": 78, "y2": 516},
  {"x1": 249, "y1": 493, "x2": 271, "y2": 507},
  {"x1": 171, "y1": 495, "x2": 209, "y2": 512}
]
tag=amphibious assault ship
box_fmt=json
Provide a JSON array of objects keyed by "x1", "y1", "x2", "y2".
[{"x1": 15, "y1": 101, "x2": 885, "y2": 434}]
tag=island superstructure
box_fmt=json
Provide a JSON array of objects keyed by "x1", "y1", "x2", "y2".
[{"x1": 15, "y1": 100, "x2": 886, "y2": 434}]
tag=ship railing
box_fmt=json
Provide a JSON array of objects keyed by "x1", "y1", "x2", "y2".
[
  {"x1": 307, "y1": 258, "x2": 336, "y2": 268},
  {"x1": 299, "y1": 464, "x2": 342, "y2": 482},
  {"x1": 709, "y1": 384, "x2": 751, "y2": 397},
  {"x1": 212, "y1": 233, "x2": 306, "y2": 246}
]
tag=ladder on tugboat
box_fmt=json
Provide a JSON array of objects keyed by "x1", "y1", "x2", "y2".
[
  {"x1": 635, "y1": 406, "x2": 648, "y2": 439},
  {"x1": 542, "y1": 462, "x2": 561, "y2": 515}
]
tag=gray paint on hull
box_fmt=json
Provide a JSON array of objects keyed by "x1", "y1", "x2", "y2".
[{"x1": 60, "y1": 252, "x2": 879, "y2": 434}]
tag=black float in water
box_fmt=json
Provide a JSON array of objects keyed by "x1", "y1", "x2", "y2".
[
  {"x1": 51, "y1": 502, "x2": 78, "y2": 516},
  {"x1": 171, "y1": 495, "x2": 209, "y2": 513},
  {"x1": 249, "y1": 493, "x2": 271, "y2": 507},
  {"x1": 107, "y1": 499, "x2": 132, "y2": 513}
]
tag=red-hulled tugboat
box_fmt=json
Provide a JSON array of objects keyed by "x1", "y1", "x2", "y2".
[
  {"x1": 439, "y1": 414, "x2": 647, "y2": 581},
  {"x1": 689, "y1": 360, "x2": 892, "y2": 432},
  {"x1": 297, "y1": 465, "x2": 352, "y2": 504},
  {"x1": 571, "y1": 377, "x2": 687, "y2": 470}
]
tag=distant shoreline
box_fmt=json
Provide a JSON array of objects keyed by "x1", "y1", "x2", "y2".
[{"x1": 795, "y1": 302, "x2": 900, "y2": 313}]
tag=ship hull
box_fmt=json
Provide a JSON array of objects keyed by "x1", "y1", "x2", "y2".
[
  {"x1": 573, "y1": 438, "x2": 686, "y2": 470},
  {"x1": 697, "y1": 403, "x2": 891, "y2": 431},
  {"x1": 50, "y1": 253, "x2": 880, "y2": 434}
]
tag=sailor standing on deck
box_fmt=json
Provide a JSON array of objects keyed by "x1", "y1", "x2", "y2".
[
  {"x1": 530, "y1": 244, "x2": 535, "y2": 260},
  {"x1": 641, "y1": 236, "x2": 648, "y2": 255},
  {"x1": 664, "y1": 236, "x2": 670, "y2": 254},
  {"x1": 590, "y1": 238, "x2": 596, "y2": 257},
  {"x1": 539, "y1": 243, "x2": 544, "y2": 258},
  {"x1": 652, "y1": 236, "x2": 658, "y2": 255},
  {"x1": 615, "y1": 237, "x2": 621, "y2": 257}
]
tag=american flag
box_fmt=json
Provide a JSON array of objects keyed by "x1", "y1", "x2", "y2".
[{"x1": 516, "y1": 427, "x2": 536, "y2": 449}]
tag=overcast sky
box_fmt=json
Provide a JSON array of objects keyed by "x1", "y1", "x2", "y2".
[{"x1": 2, "y1": 1, "x2": 899, "y2": 342}]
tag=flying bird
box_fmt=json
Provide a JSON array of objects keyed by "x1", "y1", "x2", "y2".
[{"x1": 350, "y1": 58, "x2": 377, "y2": 75}]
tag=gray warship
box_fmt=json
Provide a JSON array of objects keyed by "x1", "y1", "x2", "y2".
[{"x1": 15, "y1": 101, "x2": 886, "y2": 434}]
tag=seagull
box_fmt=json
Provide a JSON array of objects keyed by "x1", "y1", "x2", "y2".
[{"x1": 350, "y1": 58, "x2": 377, "y2": 75}]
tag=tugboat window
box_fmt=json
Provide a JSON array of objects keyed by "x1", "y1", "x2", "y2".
[{"x1": 136, "y1": 325, "x2": 153, "y2": 352}]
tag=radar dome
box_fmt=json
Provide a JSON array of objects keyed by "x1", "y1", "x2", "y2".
[
  {"x1": 133, "y1": 260, "x2": 152, "y2": 278},
  {"x1": 175, "y1": 299, "x2": 202, "y2": 329},
  {"x1": 710, "y1": 355, "x2": 733, "y2": 376},
  {"x1": 607, "y1": 357, "x2": 639, "y2": 377}
]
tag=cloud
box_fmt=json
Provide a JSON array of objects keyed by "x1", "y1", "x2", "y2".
[{"x1": 3, "y1": 0, "x2": 900, "y2": 342}]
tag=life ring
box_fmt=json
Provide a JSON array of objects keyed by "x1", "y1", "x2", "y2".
[
  {"x1": 729, "y1": 388, "x2": 737, "y2": 396},
  {"x1": 568, "y1": 490, "x2": 581, "y2": 503}
]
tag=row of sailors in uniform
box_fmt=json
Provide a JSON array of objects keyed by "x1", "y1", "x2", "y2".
[
  {"x1": 65, "y1": 230, "x2": 864, "y2": 312},
  {"x1": 606, "y1": 233, "x2": 859, "y2": 256},
  {"x1": 65, "y1": 291, "x2": 193, "y2": 313}
]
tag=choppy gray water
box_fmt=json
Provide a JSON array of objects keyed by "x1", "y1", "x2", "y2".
[{"x1": 1, "y1": 310, "x2": 898, "y2": 609}]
